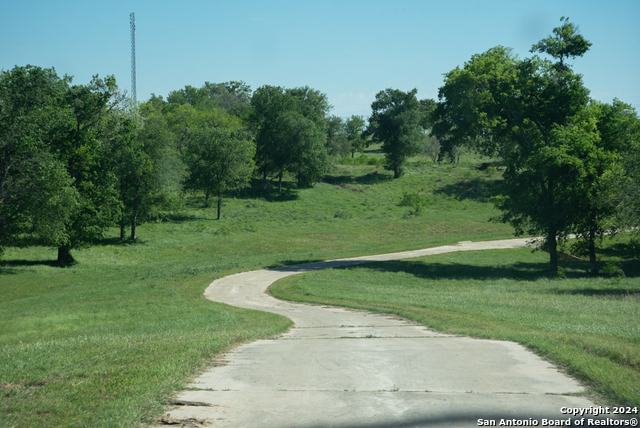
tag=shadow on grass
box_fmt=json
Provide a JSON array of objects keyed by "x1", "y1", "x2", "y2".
[
  {"x1": 0, "y1": 259, "x2": 64, "y2": 274},
  {"x1": 322, "y1": 173, "x2": 392, "y2": 186},
  {"x1": 595, "y1": 243, "x2": 640, "y2": 261},
  {"x1": 434, "y1": 177, "x2": 503, "y2": 201},
  {"x1": 93, "y1": 237, "x2": 148, "y2": 247},
  {"x1": 554, "y1": 288, "x2": 640, "y2": 298},
  {"x1": 336, "y1": 259, "x2": 561, "y2": 281},
  {"x1": 265, "y1": 258, "x2": 325, "y2": 269},
  {"x1": 157, "y1": 212, "x2": 204, "y2": 223},
  {"x1": 363, "y1": 147, "x2": 384, "y2": 155},
  {"x1": 271, "y1": 257, "x2": 640, "y2": 283}
]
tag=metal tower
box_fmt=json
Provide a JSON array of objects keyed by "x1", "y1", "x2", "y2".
[{"x1": 130, "y1": 12, "x2": 137, "y2": 105}]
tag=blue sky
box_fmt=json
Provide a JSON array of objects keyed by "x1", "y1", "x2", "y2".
[{"x1": 2, "y1": 0, "x2": 638, "y2": 118}]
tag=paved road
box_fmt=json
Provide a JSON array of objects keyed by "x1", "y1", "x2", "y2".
[{"x1": 156, "y1": 239, "x2": 601, "y2": 427}]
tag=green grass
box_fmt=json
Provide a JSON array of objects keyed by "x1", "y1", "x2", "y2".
[
  {"x1": 269, "y1": 238, "x2": 640, "y2": 408},
  {"x1": 1, "y1": 151, "x2": 517, "y2": 427}
]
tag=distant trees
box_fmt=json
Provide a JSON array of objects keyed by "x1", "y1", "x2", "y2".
[
  {"x1": 111, "y1": 112, "x2": 176, "y2": 240},
  {"x1": 250, "y1": 85, "x2": 330, "y2": 193},
  {"x1": 182, "y1": 125, "x2": 254, "y2": 219},
  {"x1": 366, "y1": 88, "x2": 426, "y2": 178},
  {"x1": 345, "y1": 115, "x2": 367, "y2": 158},
  {"x1": 326, "y1": 115, "x2": 349, "y2": 157},
  {"x1": 164, "y1": 81, "x2": 252, "y2": 118}
]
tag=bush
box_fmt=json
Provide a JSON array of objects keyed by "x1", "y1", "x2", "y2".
[
  {"x1": 337, "y1": 155, "x2": 384, "y2": 167},
  {"x1": 398, "y1": 192, "x2": 430, "y2": 215}
]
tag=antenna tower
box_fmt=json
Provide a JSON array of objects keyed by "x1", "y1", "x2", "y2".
[{"x1": 130, "y1": 12, "x2": 137, "y2": 105}]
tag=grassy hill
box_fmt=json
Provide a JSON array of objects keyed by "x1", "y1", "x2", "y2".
[{"x1": 4, "y1": 149, "x2": 636, "y2": 426}]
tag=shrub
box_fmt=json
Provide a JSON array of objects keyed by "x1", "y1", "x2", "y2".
[{"x1": 398, "y1": 192, "x2": 430, "y2": 216}]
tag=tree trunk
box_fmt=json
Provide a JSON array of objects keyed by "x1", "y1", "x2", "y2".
[
  {"x1": 548, "y1": 231, "x2": 558, "y2": 275},
  {"x1": 278, "y1": 167, "x2": 283, "y2": 194},
  {"x1": 217, "y1": 191, "x2": 222, "y2": 220},
  {"x1": 130, "y1": 212, "x2": 137, "y2": 240},
  {"x1": 120, "y1": 218, "x2": 126, "y2": 241},
  {"x1": 351, "y1": 150, "x2": 355, "y2": 158},
  {"x1": 589, "y1": 229, "x2": 597, "y2": 274},
  {"x1": 57, "y1": 246, "x2": 74, "y2": 265},
  {"x1": 205, "y1": 190, "x2": 210, "y2": 201}
]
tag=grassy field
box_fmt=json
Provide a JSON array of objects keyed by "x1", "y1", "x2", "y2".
[
  {"x1": 0, "y1": 150, "x2": 522, "y2": 427},
  {"x1": 270, "y1": 239, "x2": 640, "y2": 409}
]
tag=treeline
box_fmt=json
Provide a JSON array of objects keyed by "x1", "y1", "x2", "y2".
[
  {"x1": 1, "y1": 18, "x2": 639, "y2": 272},
  {"x1": 0, "y1": 67, "x2": 415, "y2": 264}
]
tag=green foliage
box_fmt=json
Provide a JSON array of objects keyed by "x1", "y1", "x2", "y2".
[
  {"x1": 0, "y1": 66, "x2": 126, "y2": 262},
  {"x1": 182, "y1": 125, "x2": 255, "y2": 219},
  {"x1": 162, "y1": 80, "x2": 252, "y2": 117},
  {"x1": 111, "y1": 111, "x2": 178, "y2": 240},
  {"x1": 345, "y1": 115, "x2": 367, "y2": 157},
  {"x1": 0, "y1": 66, "x2": 78, "y2": 254},
  {"x1": 602, "y1": 261, "x2": 626, "y2": 280},
  {"x1": 326, "y1": 115, "x2": 350, "y2": 157},
  {"x1": 423, "y1": 133, "x2": 441, "y2": 163},
  {"x1": 250, "y1": 85, "x2": 330, "y2": 192},
  {"x1": 366, "y1": 88, "x2": 426, "y2": 178},
  {"x1": 337, "y1": 155, "x2": 383, "y2": 166},
  {"x1": 530, "y1": 16, "x2": 592, "y2": 70},
  {"x1": 398, "y1": 192, "x2": 430, "y2": 215},
  {"x1": 52, "y1": 75, "x2": 123, "y2": 263},
  {"x1": 433, "y1": 19, "x2": 602, "y2": 274}
]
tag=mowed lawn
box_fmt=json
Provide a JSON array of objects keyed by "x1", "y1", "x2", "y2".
[
  {"x1": 270, "y1": 241, "x2": 640, "y2": 410},
  {"x1": 1, "y1": 155, "x2": 520, "y2": 427}
]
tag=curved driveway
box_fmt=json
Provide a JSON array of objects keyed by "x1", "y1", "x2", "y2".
[{"x1": 158, "y1": 239, "x2": 601, "y2": 427}]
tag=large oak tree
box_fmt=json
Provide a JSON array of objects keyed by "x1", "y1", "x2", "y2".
[{"x1": 432, "y1": 19, "x2": 594, "y2": 273}]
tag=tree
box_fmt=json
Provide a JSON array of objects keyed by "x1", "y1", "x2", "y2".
[
  {"x1": 182, "y1": 125, "x2": 254, "y2": 219},
  {"x1": 326, "y1": 115, "x2": 349, "y2": 157},
  {"x1": 51, "y1": 75, "x2": 123, "y2": 263},
  {"x1": 250, "y1": 85, "x2": 330, "y2": 193},
  {"x1": 615, "y1": 105, "x2": 640, "y2": 232},
  {"x1": 166, "y1": 81, "x2": 252, "y2": 118},
  {"x1": 366, "y1": 89, "x2": 426, "y2": 178},
  {"x1": 345, "y1": 115, "x2": 367, "y2": 158},
  {"x1": 0, "y1": 66, "x2": 78, "y2": 256},
  {"x1": 110, "y1": 111, "x2": 175, "y2": 240},
  {"x1": 560, "y1": 101, "x2": 640, "y2": 273},
  {"x1": 423, "y1": 133, "x2": 441, "y2": 163},
  {"x1": 433, "y1": 19, "x2": 593, "y2": 273},
  {"x1": 274, "y1": 111, "x2": 328, "y2": 190},
  {"x1": 249, "y1": 85, "x2": 296, "y2": 181}
]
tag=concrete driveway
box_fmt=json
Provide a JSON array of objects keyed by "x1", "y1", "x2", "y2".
[{"x1": 156, "y1": 239, "x2": 604, "y2": 427}]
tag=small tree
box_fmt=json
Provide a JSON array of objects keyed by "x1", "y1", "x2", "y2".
[
  {"x1": 183, "y1": 125, "x2": 254, "y2": 219},
  {"x1": 366, "y1": 89, "x2": 425, "y2": 178},
  {"x1": 345, "y1": 115, "x2": 366, "y2": 158},
  {"x1": 326, "y1": 115, "x2": 350, "y2": 157},
  {"x1": 423, "y1": 132, "x2": 441, "y2": 163}
]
